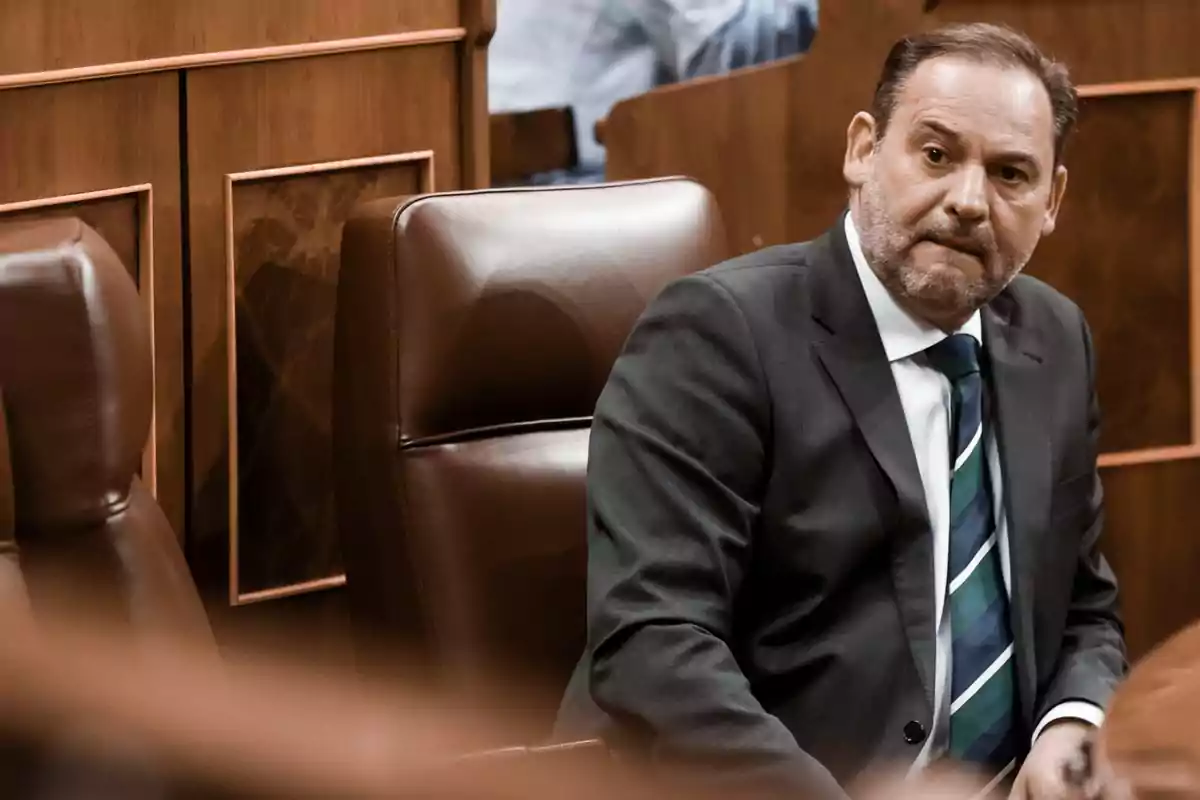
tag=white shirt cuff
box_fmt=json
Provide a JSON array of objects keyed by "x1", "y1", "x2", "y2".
[{"x1": 1031, "y1": 700, "x2": 1105, "y2": 743}]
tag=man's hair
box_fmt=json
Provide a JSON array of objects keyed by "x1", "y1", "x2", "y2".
[{"x1": 869, "y1": 23, "x2": 1078, "y2": 164}]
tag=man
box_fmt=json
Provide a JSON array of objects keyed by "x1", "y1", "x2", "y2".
[
  {"x1": 489, "y1": 0, "x2": 818, "y2": 184},
  {"x1": 555, "y1": 22, "x2": 1126, "y2": 800}
]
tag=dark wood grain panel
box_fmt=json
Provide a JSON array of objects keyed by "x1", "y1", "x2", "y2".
[
  {"x1": 0, "y1": 74, "x2": 185, "y2": 537},
  {"x1": 0, "y1": 0, "x2": 459, "y2": 76},
  {"x1": 229, "y1": 156, "x2": 429, "y2": 597},
  {"x1": 1102, "y1": 457, "x2": 1200, "y2": 661},
  {"x1": 928, "y1": 0, "x2": 1200, "y2": 85},
  {"x1": 1024, "y1": 90, "x2": 1193, "y2": 454},
  {"x1": 185, "y1": 43, "x2": 461, "y2": 604}
]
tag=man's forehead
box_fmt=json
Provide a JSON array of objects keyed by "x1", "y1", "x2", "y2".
[{"x1": 892, "y1": 56, "x2": 1055, "y2": 150}]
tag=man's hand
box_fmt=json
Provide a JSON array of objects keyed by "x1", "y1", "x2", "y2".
[{"x1": 1008, "y1": 721, "x2": 1094, "y2": 800}]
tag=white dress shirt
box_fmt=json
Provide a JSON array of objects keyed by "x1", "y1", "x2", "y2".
[{"x1": 842, "y1": 214, "x2": 1104, "y2": 769}]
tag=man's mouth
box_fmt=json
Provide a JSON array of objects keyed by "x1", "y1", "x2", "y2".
[{"x1": 922, "y1": 235, "x2": 985, "y2": 259}]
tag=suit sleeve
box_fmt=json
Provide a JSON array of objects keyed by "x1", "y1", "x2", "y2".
[
  {"x1": 1036, "y1": 310, "x2": 1128, "y2": 722},
  {"x1": 584, "y1": 274, "x2": 847, "y2": 798}
]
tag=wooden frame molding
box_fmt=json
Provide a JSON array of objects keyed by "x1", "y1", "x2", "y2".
[
  {"x1": 1075, "y1": 78, "x2": 1200, "y2": 469},
  {"x1": 224, "y1": 150, "x2": 436, "y2": 606},
  {"x1": 0, "y1": 184, "x2": 158, "y2": 496},
  {"x1": 459, "y1": 0, "x2": 496, "y2": 188},
  {"x1": 236, "y1": 575, "x2": 348, "y2": 606},
  {"x1": 1100, "y1": 444, "x2": 1200, "y2": 469},
  {"x1": 1077, "y1": 77, "x2": 1200, "y2": 99},
  {"x1": 0, "y1": 28, "x2": 467, "y2": 90},
  {"x1": 1189, "y1": 85, "x2": 1200, "y2": 446}
]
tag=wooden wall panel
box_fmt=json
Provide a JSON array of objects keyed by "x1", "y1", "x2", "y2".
[
  {"x1": 929, "y1": 0, "x2": 1200, "y2": 85},
  {"x1": 1024, "y1": 90, "x2": 1194, "y2": 454},
  {"x1": 185, "y1": 43, "x2": 461, "y2": 607},
  {"x1": 0, "y1": 75, "x2": 185, "y2": 534},
  {"x1": 1101, "y1": 457, "x2": 1200, "y2": 661},
  {"x1": 227, "y1": 154, "x2": 434, "y2": 602},
  {"x1": 0, "y1": 0, "x2": 460, "y2": 76}
]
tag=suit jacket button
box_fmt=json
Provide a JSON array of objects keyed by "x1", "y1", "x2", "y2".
[{"x1": 903, "y1": 720, "x2": 926, "y2": 744}]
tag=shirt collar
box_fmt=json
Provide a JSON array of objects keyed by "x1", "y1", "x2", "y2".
[{"x1": 843, "y1": 212, "x2": 982, "y2": 363}]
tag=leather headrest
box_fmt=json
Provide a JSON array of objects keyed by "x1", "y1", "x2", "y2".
[
  {"x1": 384, "y1": 178, "x2": 727, "y2": 440},
  {"x1": 0, "y1": 217, "x2": 152, "y2": 528}
]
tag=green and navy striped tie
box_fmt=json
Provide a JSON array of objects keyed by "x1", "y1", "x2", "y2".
[{"x1": 926, "y1": 334, "x2": 1019, "y2": 779}]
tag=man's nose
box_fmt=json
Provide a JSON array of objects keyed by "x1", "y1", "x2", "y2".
[{"x1": 945, "y1": 163, "x2": 989, "y2": 222}]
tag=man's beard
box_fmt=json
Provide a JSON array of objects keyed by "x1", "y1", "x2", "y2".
[{"x1": 855, "y1": 173, "x2": 1031, "y2": 322}]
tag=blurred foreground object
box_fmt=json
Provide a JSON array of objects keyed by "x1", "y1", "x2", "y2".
[
  {"x1": 0, "y1": 597, "x2": 605, "y2": 799},
  {"x1": 1093, "y1": 619, "x2": 1200, "y2": 799},
  {"x1": 0, "y1": 595, "x2": 993, "y2": 800}
]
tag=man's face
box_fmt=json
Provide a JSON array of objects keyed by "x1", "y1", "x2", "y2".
[{"x1": 843, "y1": 56, "x2": 1068, "y2": 330}]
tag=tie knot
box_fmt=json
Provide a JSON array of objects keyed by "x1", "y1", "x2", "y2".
[{"x1": 925, "y1": 333, "x2": 981, "y2": 381}]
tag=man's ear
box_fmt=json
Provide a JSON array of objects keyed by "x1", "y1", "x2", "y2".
[
  {"x1": 843, "y1": 112, "x2": 878, "y2": 188},
  {"x1": 1042, "y1": 164, "x2": 1068, "y2": 236}
]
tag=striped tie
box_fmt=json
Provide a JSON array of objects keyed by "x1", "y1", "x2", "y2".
[{"x1": 925, "y1": 334, "x2": 1019, "y2": 780}]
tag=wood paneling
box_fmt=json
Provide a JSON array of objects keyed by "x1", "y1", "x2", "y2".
[
  {"x1": 1025, "y1": 90, "x2": 1194, "y2": 453},
  {"x1": 0, "y1": 0, "x2": 460, "y2": 76},
  {"x1": 0, "y1": 75, "x2": 185, "y2": 534},
  {"x1": 185, "y1": 44, "x2": 461, "y2": 605},
  {"x1": 929, "y1": 0, "x2": 1200, "y2": 84},
  {"x1": 1102, "y1": 457, "x2": 1200, "y2": 661},
  {"x1": 226, "y1": 154, "x2": 433, "y2": 603}
]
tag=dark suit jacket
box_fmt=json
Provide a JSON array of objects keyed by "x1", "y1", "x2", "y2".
[{"x1": 554, "y1": 217, "x2": 1127, "y2": 797}]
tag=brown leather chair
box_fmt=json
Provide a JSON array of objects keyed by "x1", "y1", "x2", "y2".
[
  {"x1": 0, "y1": 218, "x2": 212, "y2": 645},
  {"x1": 333, "y1": 178, "x2": 728, "y2": 732}
]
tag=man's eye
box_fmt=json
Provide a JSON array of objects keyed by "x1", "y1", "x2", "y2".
[
  {"x1": 997, "y1": 165, "x2": 1027, "y2": 184},
  {"x1": 924, "y1": 147, "x2": 946, "y2": 165}
]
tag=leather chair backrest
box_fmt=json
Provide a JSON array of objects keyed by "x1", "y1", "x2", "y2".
[
  {"x1": 334, "y1": 179, "x2": 727, "y2": 725},
  {"x1": 0, "y1": 217, "x2": 212, "y2": 644}
]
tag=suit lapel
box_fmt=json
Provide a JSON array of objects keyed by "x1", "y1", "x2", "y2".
[
  {"x1": 808, "y1": 219, "x2": 936, "y2": 712},
  {"x1": 982, "y1": 295, "x2": 1049, "y2": 730}
]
